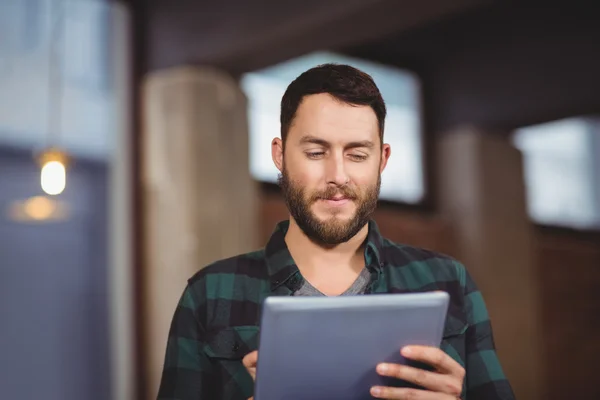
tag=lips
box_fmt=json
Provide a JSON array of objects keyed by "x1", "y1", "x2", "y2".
[
  {"x1": 320, "y1": 196, "x2": 352, "y2": 207},
  {"x1": 314, "y1": 190, "x2": 356, "y2": 205}
]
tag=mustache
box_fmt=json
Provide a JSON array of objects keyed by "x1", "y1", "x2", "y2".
[{"x1": 310, "y1": 186, "x2": 358, "y2": 201}]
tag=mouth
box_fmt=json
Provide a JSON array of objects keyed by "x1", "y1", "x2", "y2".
[{"x1": 321, "y1": 196, "x2": 352, "y2": 207}]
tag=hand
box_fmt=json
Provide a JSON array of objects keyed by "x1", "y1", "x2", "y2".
[
  {"x1": 243, "y1": 350, "x2": 258, "y2": 381},
  {"x1": 370, "y1": 345, "x2": 464, "y2": 399},
  {"x1": 243, "y1": 351, "x2": 258, "y2": 400}
]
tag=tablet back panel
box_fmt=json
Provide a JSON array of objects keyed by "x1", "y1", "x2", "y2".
[{"x1": 254, "y1": 292, "x2": 449, "y2": 400}]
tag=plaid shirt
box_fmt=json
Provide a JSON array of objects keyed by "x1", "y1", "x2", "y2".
[{"x1": 157, "y1": 220, "x2": 515, "y2": 400}]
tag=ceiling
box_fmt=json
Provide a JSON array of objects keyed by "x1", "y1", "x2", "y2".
[
  {"x1": 138, "y1": 0, "x2": 600, "y2": 132},
  {"x1": 140, "y1": 0, "x2": 497, "y2": 75}
]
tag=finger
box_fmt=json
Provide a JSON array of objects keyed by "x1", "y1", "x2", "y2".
[
  {"x1": 376, "y1": 363, "x2": 462, "y2": 396},
  {"x1": 242, "y1": 351, "x2": 258, "y2": 368},
  {"x1": 370, "y1": 386, "x2": 458, "y2": 399},
  {"x1": 243, "y1": 351, "x2": 258, "y2": 380},
  {"x1": 401, "y1": 346, "x2": 464, "y2": 377}
]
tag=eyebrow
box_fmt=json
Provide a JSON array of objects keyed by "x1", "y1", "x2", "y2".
[{"x1": 298, "y1": 135, "x2": 375, "y2": 149}]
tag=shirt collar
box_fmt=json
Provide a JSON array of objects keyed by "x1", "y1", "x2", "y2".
[{"x1": 264, "y1": 219, "x2": 386, "y2": 291}]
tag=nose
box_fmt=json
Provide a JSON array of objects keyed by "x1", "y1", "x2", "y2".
[{"x1": 325, "y1": 153, "x2": 349, "y2": 187}]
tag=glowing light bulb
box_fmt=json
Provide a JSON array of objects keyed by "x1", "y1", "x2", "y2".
[
  {"x1": 38, "y1": 148, "x2": 68, "y2": 195},
  {"x1": 41, "y1": 160, "x2": 66, "y2": 195}
]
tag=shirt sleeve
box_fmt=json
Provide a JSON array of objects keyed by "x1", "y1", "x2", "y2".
[
  {"x1": 458, "y1": 263, "x2": 516, "y2": 400},
  {"x1": 157, "y1": 284, "x2": 215, "y2": 399}
]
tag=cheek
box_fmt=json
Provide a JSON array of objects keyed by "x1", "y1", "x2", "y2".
[
  {"x1": 349, "y1": 163, "x2": 379, "y2": 187},
  {"x1": 287, "y1": 158, "x2": 326, "y2": 186},
  {"x1": 301, "y1": 168, "x2": 326, "y2": 186},
  {"x1": 295, "y1": 173, "x2": 323, "y2": 198}
]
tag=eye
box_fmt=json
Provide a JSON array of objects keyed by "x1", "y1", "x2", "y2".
[
  {"x1": 349, "y1": 154, "x2": 368, "y2": 161},
  {"x1": 306, "y1": 151, "x2": 325, "y2": 159}
]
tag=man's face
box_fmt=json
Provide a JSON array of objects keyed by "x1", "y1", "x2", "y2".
[{"x1": 272, "y1": 93, "x2": 391, "y2": 245}]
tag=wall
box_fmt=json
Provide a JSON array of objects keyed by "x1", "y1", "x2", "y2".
[
  {"x1": 535, "y1": 227, "x2": 600, "y2": 400},
  {"x1": 0, "y1": 146, "x2": 110, "y2": 400}
]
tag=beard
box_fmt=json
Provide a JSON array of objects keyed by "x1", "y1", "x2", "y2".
[{"x1": 278, "y1": 165, "x2": 380, "y2": 245}]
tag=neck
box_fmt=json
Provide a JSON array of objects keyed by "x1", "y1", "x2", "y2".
[{"x1": 284, "y1": 218, "x2": 369, "y2": 275}]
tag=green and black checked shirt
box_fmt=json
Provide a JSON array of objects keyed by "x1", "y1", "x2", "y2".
[{"x1": 157, "y1": 220, "x2": 515, "y2": 400}]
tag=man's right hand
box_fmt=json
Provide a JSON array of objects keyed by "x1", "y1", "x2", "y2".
[{"x1": 243, "y1": 351, "x2": 258, "y2": 400}]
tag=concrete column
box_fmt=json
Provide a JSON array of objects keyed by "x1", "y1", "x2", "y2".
[
  {"x1": 437, "y1": 126, "x2": 544, "y2": 400},
  {"x1": 141, "y1": 66, "x2": 260, "y2": 398}
]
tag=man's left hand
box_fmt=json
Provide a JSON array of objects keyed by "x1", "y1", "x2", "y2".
[{"x1": 370, "y1": 345, "x2": 464, "y2": 399}]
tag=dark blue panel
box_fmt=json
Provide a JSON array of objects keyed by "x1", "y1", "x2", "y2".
[{"x1": 0, "y1": 147, "x2": 110, "y2": 400}]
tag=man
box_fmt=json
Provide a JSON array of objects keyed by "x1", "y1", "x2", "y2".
[{"x1": 157, "y1": 64, "x2": 515, "y2": 400}]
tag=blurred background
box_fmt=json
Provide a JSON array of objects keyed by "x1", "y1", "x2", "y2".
[{"x1": 1, "y1": 0, "x2": 599, "y2": 399}]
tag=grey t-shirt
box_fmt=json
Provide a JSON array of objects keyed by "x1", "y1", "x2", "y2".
[{"x1": 293, "y1": 267, "x2": 370, "y2": 296}]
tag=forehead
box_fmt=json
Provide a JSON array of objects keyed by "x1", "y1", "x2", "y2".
[{"x1": 288, "y1": 93, "x2": 380, "y2": 145}]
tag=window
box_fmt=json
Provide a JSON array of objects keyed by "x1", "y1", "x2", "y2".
[
  {"x1": 240, "y1": 51, "x2": 425, "y2": 204},
  {"x1": 0, "y1": 0, "x2": 111, "y2": 159},
  {"x1": 62, "y1": 0, "x2": 109, "y2": 91},
  {"x1": 513, "y1": 117, "x2": 600, "y2": 229}
]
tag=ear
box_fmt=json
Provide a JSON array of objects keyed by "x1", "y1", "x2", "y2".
[
  {"x1": 379, "y1": 143, "x2": 391, "y2": 174},
  {"x1": 272, "y1": 137, "x2": 284, "y2": 172}
]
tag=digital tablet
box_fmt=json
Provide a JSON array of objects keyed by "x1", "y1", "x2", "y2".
[{"x1": 254, "y1": 291, "x2": 449, "y2": 400}]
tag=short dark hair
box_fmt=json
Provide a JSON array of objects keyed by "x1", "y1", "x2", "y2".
[{"x1": 280, "y1": 63, "x2": 386, "y2": 144}]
